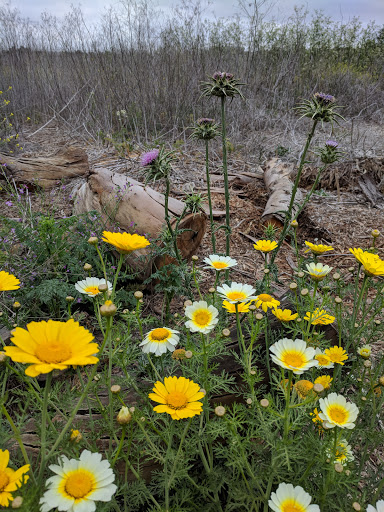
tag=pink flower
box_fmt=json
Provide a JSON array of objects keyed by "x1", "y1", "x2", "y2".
[{"x1": 141, "y1": 149, "x2": 159, "y2": 167}]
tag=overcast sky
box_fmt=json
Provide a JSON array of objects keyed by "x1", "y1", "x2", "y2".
[{"x1": 5, "y1": 0, "x2": 384, "y2": 26}]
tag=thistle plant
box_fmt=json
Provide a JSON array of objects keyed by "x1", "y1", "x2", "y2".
[
  {"x1": 190, "y1": 117, "x2": 220, "y2": 251},
  {"x1": 201, "y1": 73, "x2": 245, "y2": 274}
]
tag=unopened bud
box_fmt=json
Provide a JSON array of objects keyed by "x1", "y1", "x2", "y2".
[
  {"x1": 290, "y1": 220, "x2": 298, "y2": 228},
  {"x1": 334, "y1": 296, "x2": 342, "y2": 304},
  {"x1": 348, "y1": 266, "x2": 355, "y2": 272},
  {"x1": 12, "y1": 301, "x2": 21, "y2": 309},
  {"x1": 352, "y1": 503, "x2": 361, "y2": 511},
  {"x1": 83, "y1": 263, "x2": 92, "y2": 271},
  {"x1": 208, "y1": 287, "x2": 215, "y2": 293},
  {"x1": 334, "y1": 463, "x2": 343, "y2": 473},
  {"x1": 140, "y1": 416, "x2": 145, "y2": 422},
  {"x1": 88, "y1": 236, "x2": 98, "y2": 245},
  {"x1": 255, "y1": 313, "x2": 263, "y2": 321},
  {"x1": 296, "y1": 317, "x2": 302, "y2": 322},
  {"x1": 185, "y1": 350, "x2": 193, "y2": 359},
  {"x1": 98, "y1": 283, "x2": 108, "y2": 293},
  {"x1": 94, "y1": 374, "x2": 100, "y2": 381},
  {"x1": 364, "y1": 360, "x2": 372, "y2": 368},
  {"x1": 249, "y1": 304, "x2": 257, "y2": 311},
  {"x1": 191, "y1": 255, "x2": 198, "y2": 261},
  {"x1": 333, "y1": 273, "x2": 341, "y2": 280},
  {"x1": 214, "y1": 406, "x2": 226, "y2": 417},
  {"x1": 250, "y1": 369, "x2": 256, "y2": 375},
  {"x1": 354, "y1": 323, "x2": 359, "y2": 328},
  {"x1": 301, "y1": 288, "x2": 309, "y2": 296},
  {"x1": 0, "y1": 352, "x2": 8, "y2": 364},
  {"x1": 129, "y1": 407, "x2": 135, "y2": 413},
  {"x1": 374, "y1": 319, "x2": 381, "y2": 326},
  {"x1": 173, "y1": 313, "x2": 179, "y2": 318},
  {"x1": 111, "y1": 385, "x2": 121, "y2": 394},
  {"x1": 372, "y1": 229, "x2": 380, "y2": 238},
  {"x1": 246, "y1": 398, "x2": 252, "y2": 405},
  {"x1": 361, "y1": 396, "x2": 367, "y2": 401},
  {"x1": 289, "y1": 283, "x2": 298, "y2": 290},
  {"x1": 264, "y1": 268, "x2": 270, "y2": 274},
  {"x1": 297, "y1": 271, "x2": 305, "y2": 278},
  {"x1": 379, "y1": 376, "x2": 384, "y2": 386},
  {"x1": 184, "y1": 300, "x2": 193, "y2": 308},
  {"x1": 172, "y1": 349, "x2": 186, "y2": 360},
  {"x1": 117, "y1": 407, "x2": 132, "y2": 425},
  {"x1": 100, "y1": 300, "x2": 117, "y2": 317},
  {"x1": 134, "y1": 291, "x2": 143, "y2": 299},
  {"x1": 200, "y1": 388, "x2": 207, "y2": 396},
  {"x1": 345, "y1": 469, "x2": 351, "y2": 476},
  {"x1": 313, "y1": 383, "x2": 324, "y2": 394},
  {"x1": 11, "y1": 497, "x2": 23, "y2": 509},
  {"x1": 122, "y1": 309, "x2": 129, "y2": 314},
  {"x1": 66, "y1": 296, "x2": 75, "y2": 303},
  {"x1": 260, "y1": 399, "x2": 269, "y2": 408},
  {"x1": 222, "y1": 328, "x2": 231, "y2": 337}
]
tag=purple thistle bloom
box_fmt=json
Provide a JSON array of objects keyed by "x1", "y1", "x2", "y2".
[
  {"x1": 141, "y1": 149, "x2": 159, "y2": 167},
  {"x1": 314, "y1": 92, "x2": 335, "y2": 105},
  {"x1": 197, "y1": 118, "x2": 215, "y2": 126},
  {"x1": 325, "y1": 140, "x2": 338, "y2": 148}
]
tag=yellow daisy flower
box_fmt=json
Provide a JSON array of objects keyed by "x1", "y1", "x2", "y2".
[
  {"x1": 294, "y1": 380, "x2": 315, "y2": 399},
  {"x1": 324, "y1": 346, "x2": 348, "y2": 365},
  {"x1": 149, "y1": 376, "x2": 204, "y2": 420},
  {"x1": 255, "y1": 293, "x2": 280, "y2": 312},
  {"x1": 253, "y1": 239, "x2": 278, "y2": 253},
  {"x1": 358, "y1": 344, "x2": 371, "y2": 359},
  {"x1": 314, "y1": 349, "x2": 334, "y2": 369},
  {"x1": 268, "y1": 482, "x2": 320, "y2": 512},
  {"x1": 102, "y1": 231, "x2": 150, "y2": 254},
  {"x1": 4, "y1": 319, "x2": 99, "y2": 377},
  {"x1": 271, "y1": 308, "x2": 298, "y2": 322},
  {"x1": 269, "y1": 338, "x2": 318, "y2": 375},
  {"x1": 305, "y1": 241, "x2": 334, "y2": 255},
  {"x1": 39, "y1": 450, "x2": 117, "y2": 512},
  {"x1": 315, "y1": 375, "x2": 333, "y2": 390},
  {"x1": 310, "y1": 407, "x2": 324, "y2": 431},
  {"x1": 0, "y1": 449, "x2": 29, "y2": 507},
  {"x1": 0, "y1": 271, "x2": 20, "y2": 291},
  {"x1": 327, "y1": 439, "x2": 354, "y2": 465},
  {"x1": 216, "y1": 282, "x2": 257, "y2": 304},
  {"x1": 304, "y1": 308, "x2": 335, "y2": 325},
  {"x1": 349, "y1": 248, "x2": 384, "y2": 276},
  {"x1": 319, "y1": 392, "x2": 359, "y2": 429},
  {"x1": 184, "y1": 301, "x2": 219, "y2": 333},
  {"x1": 222, "y1": 300, "x2": 252, "y2": 313}
]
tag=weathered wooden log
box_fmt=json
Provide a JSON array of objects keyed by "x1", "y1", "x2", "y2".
[
  {"x1": 73, "y1": 168, "x2": 207, "y2": 278},
  {"x1": 0, "y1": 147, "x2": 89, "y2": 188},
  {"x1": 261, "y1": 157, "x2": 303, "y2": 228}
]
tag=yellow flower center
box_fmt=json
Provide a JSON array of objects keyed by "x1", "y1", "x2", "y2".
[
  {"x1": 281, "y1": 499, "x2": 306, "y2": 512},
  {"x1": 212, "y1": 261, "x2": 228, "y2": 269},
  {"x1": 35, "y1": 342, "x2": 72, "y2": 364},
  {"x1": 226, "y1": 291, "x2": 247, "y2": 301},
  {"x1": 282, "y1": 351, "x2": 305, "y2": 368},
  {"x1": 84, "y1": 286, "x2": 100, "y2": 295},
  {"x1": 316, "y1": 354, "x2": 330, "y2": 366},
  {"x1": 150, "y1": 328, "x2": 170, "y2": 341},
  {"x1": 193, "y1": 310, "x2": 212, "y2": 327},
  {"x1": 166, "y1": 391, "x2": 188, "y2": 410},
  {"x1": 258, "y1": 294, "x2": 272, "y2": 302},
  {"x1": 0, "y1": 470, "x2": 10, "y2": 491},
  {"x1": 328, "y1": 405, "x2": 348, "y2": 424},
  {"x1": 65, "y1": 471, "x2": 94, "y2": 499}
]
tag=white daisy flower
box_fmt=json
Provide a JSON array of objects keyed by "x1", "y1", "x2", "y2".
[
  {"x1": 305, "y1": 262, "x2": 332, "y2": 281},
  {"x1": 269, "y1": 338, "x2": 318, "y2": 375},
  {"x1": 139, "y1": 327, "x2": 179, "y2": 356},
  {"x1": 326, "y1": 438, "x2": 354, "y2": 465},
  {"x1": 367, "y1": 501, "x2": 384, "y2": 512},
  {"x1": 203, "y1": 254, "x2": 237, "y2": 271},
  {"x1": 185, "y1": 301, "x2": 219, "y2": 334},
  {"x1": 268, "y1": 482, "x2": 320, "y2": 512},
  {"x1": 319, "y1": 392, "x2": 359, "y2": 429},
  {"x1": 39, "y1": 450, "x2": 117, "y2": 512},
  {"x1": 314, "y1": 348, "x2": 334, "y2": 369},
  {"x1": 216, "y1": 282, "x2": 257, "y2": 304},
  {"x1": 75, "y1": 277, "x2": 112, "y2": 297}
]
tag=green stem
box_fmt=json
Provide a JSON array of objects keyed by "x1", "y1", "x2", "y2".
[
  {"x1": 112, "y1": 253, "x2": 124, "y2": 299},
  {"x1": 220, "y1": 95, "x2": 231, "y2": 271},
  {"x1": 283, "y1": 371, "x2": 293, "y2": 442},
  {"x1": 95, "y1": 245, "x2": 108, "y2": 287},
  {"x1": 112, "y1": 427, "x2": 125, "y2": 466},
  {"x1": 147, "y1": 353, "x2": 162, "y2": 381},
  {"x1": 165, "y1": 175, "x2": 181, "y2": 264},
  {"x1": 38, "y1": 372, "x2": 53, "y2": 480},
  {"x1": 205, "y1": 139, "x2": 216, "y2": 252}
]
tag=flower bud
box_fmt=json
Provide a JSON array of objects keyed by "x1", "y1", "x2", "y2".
[
  {"x1": 345, "y1": 469, "x2": 351, "y2": 476},
  {"x1": 301, "y1": 288, "x2": 309, "y2": 296},
  {"x1": 264, "y1": 268, "x2": 270, "y2": 274},
  {"x1": 184, "y1": 300, "x2": 193, "y2": 308},
  {"x1": 100, "y1": 300, "x2": 117, "y2": 317},
  {"x1": 117, "y1": 406, "x2": 132, "y2": 425},
  {"x1": 372, "y1": 229, "x2": 380, "y2": 238},
  {"x1": 222, "y1": 328, "x2": 231, "y2": 337},
  {"x1": 11, "y1": 497, "x2": 23, "y2": 509},
  {"x1": 290, "y1": 220, "x2": 298, "y2": 228},
  {"x1": 364, "y1": 360, "x2": 372, "y2": 368},
  {"x1": 134, "y1": 291, "x2": 143, "y2": 300},
  {"x1": 374, "y1": 319, "x2": 381, "y2": 326},
  {"x1": 246, "y1": 398, "x2": 252, "y2": 405},
  {"x1": 208, "y1": 287, "x2": 216, "y2": 294},
  {"x1": 191, "y1": 255, "x2": 198, "y2": 261},
  {"x1": 185, "y1": 350, "x2": 193, "y2": 359},
  {"x1": 255, "y1": 313, "x2": 263, "y2": 320},
  {"x1": 352, "y1": 503, "x2": 361, "y2": 511},
  {"x1": 70, "y1": 429, "x2": 82, "y2": 443},
  {"x1": 313, "y1": 383, "x2": 324, "y2": 394},
  {"x1": 379, "y1": 376, "x2": 384, "y2": 386},
  {"x1": 249, "y1": 304, "x2": 257, "y2": 311},
  {"x1": 94, "y1": 374, "x2": 100, "y2": 381},
  {"x1": 83, "y1": 263, "x2": 92, "y2": 271},
  {"x1": 260, "y1": 399, "x2": 269, "y2": 408},
  {"x1": 348, "y1": 266, "x2": 355, "y2": 272},
  {"x1": 88, "y1": 236, "x2": 98, "y2": 245},
  {"x1": 200, "y1": 388, "x2": 207, "y2": 396},
  {"x1": 12, "y1": 301, "x2": 21, "y2": 309},
  {"x1": 361, "y1": 396, "x2": 367, "y2": 401},
  {"x1": 250, "y1": 369, "x2": 256, "y2": 375},
  {"x1": 297, "y1": 271, "x2": 305, "y2": 278},
  {"x1": 98, "y1": 283, "x2": 108, "y2": 293},
  {"x1": 334, "y1": 296, "x2": 342, "y2": 304},
  {"x1": 215, "y1": 406, "x2": 226, "y2": 417},
  {"x1": 111, "y1": 385, "x2": 121, "y2": 394},
  {"x1": 289, "y1": 283, "x2": 298, "y2": 290},
  {"x1": 0, "y1": 352, "x2": 8, "y2": 364},
  {"x1": 66, "y1": 296, "x2": 75, "y2": 303},
  {"x1": 172, "y1": 349, "x2": 186, "y2": 360},
  {"x1": 334, "y1": 463, "x2": 343, "y2": 473},
  {"x1": 129, "y1": 407, "x2": 135, "y2": 413},
  {"x1": 333, "y1": 273, "x2": 341, "y2": 280}
]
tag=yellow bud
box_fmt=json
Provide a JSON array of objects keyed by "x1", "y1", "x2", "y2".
[
  {"x1": 100, "y1": 300, "x2": 117, "y2": 317},
  {"x1": 70, "y1": 429, "x2": 82, "y2": 443},
  {"x1": 83, "y1": 263, "x2": 92, "y2": 271},
  {"x1": 290, "y1": 219, "x2": 298, "y2": 227},
  {"x1": 117, "y1": 407, "x2": 132, "y2": 425},
  {"x1": 12, "y1": 301, "x2": 21, "y2": 309},
  {"x1": 372, "y1": 229, "x2": 380, "y2": 238}
]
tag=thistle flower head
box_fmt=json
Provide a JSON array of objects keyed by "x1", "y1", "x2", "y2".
[
  {"x1": 295, "y1": 92, "x2": 344, "y2": 125},
  {"x1": 201, "y1": 72, "x2": 245, "y2": 99},
  {"x1": 140, "y1": 149, "x2": 159, "y2": 167},
  {"x1": 190, "y1": 118, "x2": 220, "y2": 141},
  {"x1": 140, "y1": 147, "x2": 175, "y2": 183},
  {"x1": 318, "y1": 140, "x2": 343, "y2": 164}
]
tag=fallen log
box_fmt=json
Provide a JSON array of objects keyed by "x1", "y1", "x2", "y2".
[
  {"x1": 0, "y1": 147, "x2": 89, "y2": 188},
  {"x1": 73, "y1": 168, "x2": 206, "y2": 279},
  {"x1": 261, "y1": 157, "x2": 303, "y2": 228}
]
